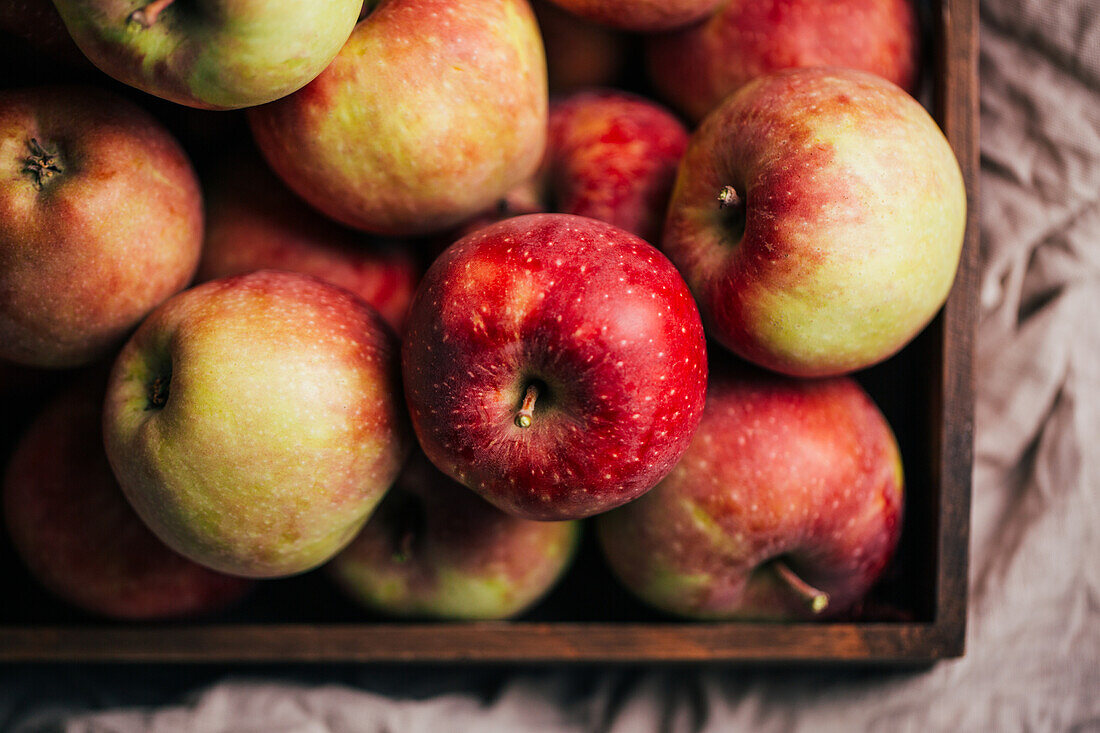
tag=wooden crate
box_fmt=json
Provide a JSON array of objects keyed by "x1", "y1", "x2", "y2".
[{"x1": 0, "y1": 0, "x2": 978, "y2": 663}]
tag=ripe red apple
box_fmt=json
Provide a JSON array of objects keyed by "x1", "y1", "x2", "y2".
[
  {"x1": 403, "y1": 213, "x2": 708, "y2": 521},
  {"x1": 328, "y1": 452, "x2": 580, "y2": 620},
  {"x1": 51, "y1": 0, "x2": 361, "y2": 109},
  {"x1": 531, "y1": 0, "x2": 627, "y2": 93},
  {"x1": 544, "y1": 89, "x2": 689, "y2": 244},
  {"x1": 598, "y1": 363, "x2": 904, "y2": 620},
  {"x1": 662, "y1": 68, "x2": 966, "y2": 377},
  {"x1": 541, "y1": 0, "x2": 723, "y2": 32},
  {"x1": 3, "y1": 378, "x2": 253, "y2": 619},
  {"x1": 103, "y1": 270, "x2": 411, "y2": 578},
  {"x1": 0, "y1": 86, "x2": 202, "y2": 368},
  {"x1": 248, "y1": 0, "x2": 547, "y2": 237},
  {"x1": 646, "y1": 0, "x2": 920, "y2": 122},
  {"x1": 197, "y1": 158, "x2": 420, "y2": 334}
]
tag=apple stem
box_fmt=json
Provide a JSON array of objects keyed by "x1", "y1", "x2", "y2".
[
  {"x1": 717, "y1": 185, "x2": 742, "y2": 210},
  {"x1": 128, "y1": 0, "x2": 176, "y2": 28},
  {"x1": 514, "y1": 383, "x2": 539, "y2": 428},
  {"x1": 22, "y1": 138, "x2": 63, "y2": 191},
  {"x1": 773, "y1": 559, "x2": 829, "y2": 614},
  {"x1": 146, "y1": 374, "x2": 170, "y2": 410}
]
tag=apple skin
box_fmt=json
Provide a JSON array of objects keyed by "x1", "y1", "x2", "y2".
[
  {"x1": 3, "y1": 377, "x2": 254, "y2": 619},
  {"x1": 196, "y1": 158, "x2": 420, "y2": 334},
  {"x1": 328, "y1": 452, "x2": 580, "y2": 620},
  {"x1": 598, "y1": 362, "x2": 904, "y2": 620},
  {"x1": 50, "y1": 0, "x2": 361, "y2": 110},
  {"x1": 248, "y1": 0, "x2": 548, "y2": 237},
  {"x1": 662, "y1": 68, "x2": 966, "y2": 377},
  {"x1": 541, "y1": 0, "x2": 723, "y2": 32},
  {"x1": 531, "y1": 0, "x2": 627, "y2": 93},
  {"x1": 102, "y1": 270, "x2": 411, "y2": 578},
  {"x1": 545, "y1": 89, "x2": 689, "y2": 245},
  {"x1": 402, "y1": 213, "x2": 708, "y2": 521},
  {"x1": 646, "y1": 0, "x2": 919, "y2": 122},
  {"x1": 0, "y1": 86, "x2": 202, "y2": 369}
]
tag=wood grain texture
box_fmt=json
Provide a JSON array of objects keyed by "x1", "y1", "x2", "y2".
[{"x1": 0, "y1": 0, "x2": 977, "y2": 664}]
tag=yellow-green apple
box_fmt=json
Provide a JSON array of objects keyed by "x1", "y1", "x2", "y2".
[
  {"x1": 196, "y1": 158, "x2": 420, "y2": 334},
  {"x1": 328, "y1": 452, "x2": 580, "y2": 619},
  {"x1": 646, "y1": 0, "x2": 919, "y2": 122},
  {"x1": 402, "y1": 213, "x2": 708, "y2": 521},
  {"x1": 531, "y1": 0, "x2": 627, "y2": 93},
  {"x1": 662, "y1": 68, "x2": 966, "y2": 377},
  {"x1": 102, "y1": 270, "x2": 411, "y2": 578},
  {"x1": 543, "y1": 89, "x2": 689, "y2": 244},
  {"x1": 50, "y1": 0, "x2": 361, "y2": 110},
  {"x1": 0, "y1": 86, "x2": 202, "y2": 368},
  {"x1": 541, "y1": 0, "x2": 723, "y2": 32},
  {"x1": 3, "y1": 378, "x2": 253, "y2": 618},
  {"x1": 598, "y1": 362, "x2": 904, "y2": 620},
  {"x1": 248, "y1": 0, "x2": 547, "y2": 237}
]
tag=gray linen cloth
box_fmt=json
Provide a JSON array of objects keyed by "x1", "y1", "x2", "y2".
[{"x1": 5, "y1": 0, "x2": 1099, "y2": 729}]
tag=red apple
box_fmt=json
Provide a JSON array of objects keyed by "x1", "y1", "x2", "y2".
[
  {"x1": 662, "y1": 68, "x2": 966, "y2": 377},
  {"x1": 531, "y1": 0, "x2": 628, "y2": 93},
  {"x1": 328, "y1": 452, "x2": 580, "y2": 619},
  {"x1": 541, "y1": 0, "x2": 724, "y2": 32},
  {"x1": 197, "y1": 158, "x2": 420, "y2": 334},
  {"x1": 544, "y1": 89, "x2": 689, "y2": 245},
  {"x1": 103, "y1": 270, "x2": 411, "y2": 578},
  {"x1": 0, "y1": 86, "x2": 203, "y2": 368},
  {"x1": 646, "y1": 0, "x2": 920, "y2": 122},
  {"x1": 402, "y1": 213, "x2": 708, "y2": 521},
  {"x1": 248, "y1": 0, "x2": 547, "y2": 237},
  {"x1": 3, "y1": 377, "x2": 253, "y2": 619},
  {"x1": 598, "y1": 362, "x2": 904, "y2": 620}
]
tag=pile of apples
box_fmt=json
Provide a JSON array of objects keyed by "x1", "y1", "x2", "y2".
[{"x1": 0, "y1": 0, "x2": 965, "y2": 623}]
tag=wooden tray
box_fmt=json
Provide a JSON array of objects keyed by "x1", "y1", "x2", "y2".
[{"x1": 0, "y1": 0, "x2": 978, "y2": 663}]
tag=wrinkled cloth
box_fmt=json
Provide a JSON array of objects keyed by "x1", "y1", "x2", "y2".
[{"x1": 4, "y1": 0, "x2": 1099, "y2": 730}]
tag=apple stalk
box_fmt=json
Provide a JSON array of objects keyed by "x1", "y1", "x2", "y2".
[
  {"x1": 129, "y1": 0, "x2": 176, "y2": 28},
  {"x1": 514, "y1": 383, "x2": 540, "y2": 428},
  {"x1": 773, "y1": 559, "x2": 829, "y2": 614}
]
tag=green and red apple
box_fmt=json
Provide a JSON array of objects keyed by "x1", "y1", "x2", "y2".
[
  {"x1": 662, "y1": 68, "x2": 966, "y2": 377},
  {"x1": 102, "y1": 270, "x2": 411, "y2": 578},
  {"x1": 249, "y1": 0, "x2": 548, "y2": 237},
  {"x1": 647, "y1": 0, "x2": 920, "y2": 122},
  {"x1": 598, "y1": 362, "x2": 904, "y2": 620},
  {"x1": 542, "y1": 0, "x2": 723, "y2": 32},
  {"x1": 50, "y1": 0, "x2": 362, "y2": 109},
  {"x1": 197, "y1": 157, "x2": 420, "y2": 334},
  {"x1": 4, "y1": 378, "x2": 254, "y2": 619},
  {"x1": 329, "y1": 452, "x2": 580, "y2": 620},
  {"x1": 0, "y1": 86, "x2": 202, "y2": 368},
  {"x1": 403, "y1": 213, "x2": 708, "y2": 521}
]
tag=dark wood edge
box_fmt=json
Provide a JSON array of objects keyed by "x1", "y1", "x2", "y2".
[
  {"x1": 0, "y1": 623, "x2": 962, "y2": 663},
  {"x1": 929, "y1": 0, "x2": 979, "y2": 657}
]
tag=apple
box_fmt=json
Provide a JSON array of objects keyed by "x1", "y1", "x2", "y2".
[
  {"x1": 0, "y1": 86, "x2": 203, "y2": 369},
  {"x1": 402, "y1": 213, "x2": 708, "y2": 521},
  {"x1": 598, "y1": 362, "x2": 904, "y2": 620},
  {"x1": 646, "y1": 0, "x2": 920, "y2": 122},
  {"x1": 540, "y1": 0, "x2": 723, "y2": 32},
  {"x1": 662, "y1": 68, "x2": 966, "y2": 377},
  {"x1": 544, "y1": 89, "x2": 689, "y2": 245},
  {"x1": 102, "y1": 270, "x2": 411, "y2": 578},
  {"x1": 3, "y1": 377, "x2": 253, "y2": 619},
  {"x1": 531, "y1": 0, "x2": 627, "y2": 93},
  {"x1": 328, "y1": 451, "x2": 580, "y2": 620},
  {"x1": 248, "y1": 0, "x2": 548, "y2": 237},
  {"x1": 50, "y1": 0, "x2": 361, "y2": 110},
  {"x1": 197, "y1": 157, "x2": 421, "y2": 334}
]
